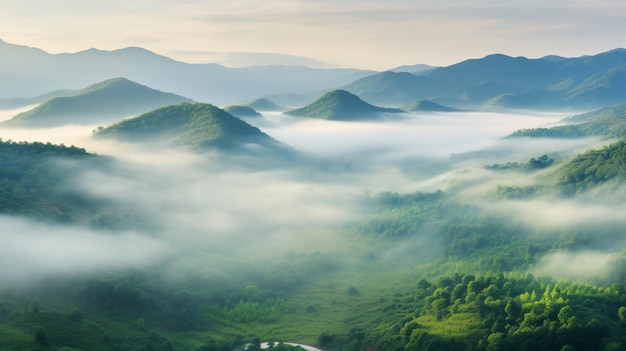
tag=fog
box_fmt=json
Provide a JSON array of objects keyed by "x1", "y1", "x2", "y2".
[
  {"x1": 535, "y1": 251, "x2": 619, "y2": 282},
  {"x1": 0, "y1": 104, "x2": 38, "y2": 123},
  {"x1": 0, "y1": 109, "x2": 621, "y2": 285},
  {"x1": 0, "y1": 215, "x2": 166, "y2": 284}
]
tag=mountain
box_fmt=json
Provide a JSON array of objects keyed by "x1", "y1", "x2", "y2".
[
  {"x1": 403, "y1": 99, "x2": 460, "y2": 112},
  {"x1": 485, "y1": 89, "x2": 566, "y2": 110},
  {"x1": 285, "y1": 90, "x2": 403, "y2": 121},
  {"x1": 343, "y1": 71, "x2": 433, "y2": 106},
  {"x1": 1, "y1": 78, "x2": 192, "y2": 127},
  {"x1": 0, "y1": 89, "x2": 77, "y2": 110},
  {"x1": 224, "y1": 105, "x2": 262, "y2": 118},
  {"x1": 564, "y1": 66, "x2": 626, "y2": 107},
  {"x1": 388, "y1": 64, "x2": 438, "y2": 74},
  {"x1": 0, "y1": 140, "x2": 103, "y2": 221},
  {"x1": 557, "y1": 139, "x2": 626, "y2": 194},
  {"x1": 508, "y1": 103, "x2": 626, "y2": 138},
  {"x1": 95, "y1": 102, "x2": 294, "y2": 157},
  {"x1": 0, "y1": 39, "x2": 374, "y2": 105},
  {"x1": 343, "y1": 49, "x2": 626, "y2": 109},
  {"x1": 244, "y1": 98, "x2": 286, "y2": 111}
]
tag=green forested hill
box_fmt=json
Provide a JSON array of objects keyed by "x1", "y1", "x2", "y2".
[
  {"x1": 509, "y1": 103, "x2": 626, "y2": 138},
  {"x1": 285, "y1": 90, "x2": 403, "y2": 120},
  {"x1": 2, "y1": 78, "x2": 192, "y2": 127},
  {"x1": 95, "y1": 102, "x2": 294, "y2": 158},
  {"x1": 0, "y1": 140, "x2": 101, "y2": 221},
  {"x1": 556, "y1": 139, "x2": 626, "y2": 194}
]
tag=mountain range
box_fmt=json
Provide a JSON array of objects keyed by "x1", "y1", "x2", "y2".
[
  {"x1": 344, "y1": 49, "x2": 626, "y2": 109},
  {"x1": 0, "y1": 39, "x2": 373, "y2": 105},
  {"x1": 5, "y1": 38, "x2": 625, "y2": 111},
  {"x1": 285, "y1": 90, "x2": 403, "y2": 120},
  {"x1": 1, "y1": 78, "x2": 192, "y2": 127}
]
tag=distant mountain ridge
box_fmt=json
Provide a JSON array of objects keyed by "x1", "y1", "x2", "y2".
[
  {"x1": 1, "y1": 78, "x2": 192, "y2": 127},
  {"x1": 345, "y1": 49, "x2": 626, "y2": 109},
  {"x1": 285, "y1": 90, "x2": 403, "y2": 121},
  {"x1": 0, "y1": 89, "x2": 77, "y2": 110},
  {"x1": 0, "y1": 39, "x2": 374, "y2": 105}
]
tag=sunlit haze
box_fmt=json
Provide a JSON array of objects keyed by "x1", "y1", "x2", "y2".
[{"x1": 1, "y1": 0, "x2": 625, "y2": 69}]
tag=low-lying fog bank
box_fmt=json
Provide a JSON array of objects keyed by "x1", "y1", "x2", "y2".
[{"x1": 0, "y1": 109, "x2": 619, "y2": 284}]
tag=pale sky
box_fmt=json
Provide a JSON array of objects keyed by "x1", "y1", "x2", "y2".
[{"x1": 1, "y1": 0, "x2": 625, "y2": 70}]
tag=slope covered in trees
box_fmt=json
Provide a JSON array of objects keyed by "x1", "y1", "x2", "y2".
[
  {"x1": 2, "y1": 78, "x2": 192, "y2": 127},
  {"x1": 0, "y1": 139, "x2": 101, "y2": 221},
  {"x1": 95, "y1": 102, "x2": 295, "y2": 159},
  {"x1": 285, "y1": 90, "x2": 403, "y2": 120},
  {"x1": 556, "y1": 139, "x2": 626, "y2": 194},
  {"x1": 508, "y1": 103, "x2": 626, "y2": 138}
]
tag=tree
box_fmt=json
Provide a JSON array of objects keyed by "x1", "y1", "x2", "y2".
[
  {"x1": 35, "y1": 326, "x2": 49, "y2": 347},
  {"x1": 69, "y1": 309, "x2": 83, "y2": 322},
  {"x1": 618, "y1": 306, "x2": 626, "y2": 324},
  {"x1": 557, "y1": 306, "x2": 574, "y2": 325}
]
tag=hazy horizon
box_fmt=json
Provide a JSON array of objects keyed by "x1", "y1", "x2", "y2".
[{"x1": 2, "y1": 1, "x2": 625, "y2": 70}]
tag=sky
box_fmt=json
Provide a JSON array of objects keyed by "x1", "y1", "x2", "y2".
[{"x1": 1, "y1": 0, "x2": 625, "y2": 70}]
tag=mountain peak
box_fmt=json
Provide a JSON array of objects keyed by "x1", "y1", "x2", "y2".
[
  {"x1": 2, "y1": 78, "x2": 192, "y2": 127},
  {"x1": 285, "y1": 89, "x2": 402, "y2": 120},
  {"x1": 403, "y1": 99, "x2": 459, "y2": 112},
  {"x1": 95, "y1": 102, "x2": 295, "y2": 158},
  {"x1": 245, "y1": 98, "x2": 285, "y2": 111}
]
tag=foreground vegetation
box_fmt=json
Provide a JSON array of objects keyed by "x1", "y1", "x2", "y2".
[{"x1": 1, "y1": 138, "x2": 626, "y2": 350}]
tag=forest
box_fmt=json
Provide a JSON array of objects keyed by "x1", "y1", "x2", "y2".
[{"x1": 1, "y1": 128, "x2": 626, "y2": 350}]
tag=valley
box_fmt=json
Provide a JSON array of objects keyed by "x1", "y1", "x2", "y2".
[{"x1": 1, "y1": 38, "x2": 626, "y2": 351}]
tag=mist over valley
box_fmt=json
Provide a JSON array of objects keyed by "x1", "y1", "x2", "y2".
[{"x1": 2, "y1": 39, "x2": 626, "y2": 351}]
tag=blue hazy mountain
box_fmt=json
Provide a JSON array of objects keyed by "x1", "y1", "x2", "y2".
[
  {"x1": 344, "y1": 49, "x2": 626, "y2": 109},
  {"x1": 244, "y1": 98, "x2": 286, "y2": 111},
  {"x1": 388, "y1": 64, "x2": 438, "y2": 74},
  {"x1": 2, "y1": 78, "x2": 192, "y2": 127},
  {"x1": 0, "y1": 89, "x2": 77, "y2": 110},
  {"x1": 285, "y1": 90, "x2": 403, "y2": 121},
  {"x1": 403, "y1": 99, "x2": 460, "y2": 112},
  {"x1": 0, "y1": 38, "x2": 374, "y2": 106},
  {"x1": 224, "y1": 105, "x2": 262, "y2": 118}
]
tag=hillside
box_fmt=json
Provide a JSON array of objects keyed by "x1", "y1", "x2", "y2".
[
  {"x1": 2, "y1": 78, "x2": 192, "y2": 127},
  {"x1": 245, "y1": 98, "x2": 286, "y2": 111},
  {"x1": 344, "y1": 49, "x2": 626, "y2": 109},
  {"x1": 95, "y1": 102, "x2": 294, "y2": 157},
  {"x1": 508, "y1": 103, "x2": 626, "y2": 138},
  {"x1": 0, "y1": 140, "x2": 103, "y2": 221},
  {"x1": 403, "y1": 99, "x2": 460, "y2": 112},
  {"x1": 285, "y1": 90, "x2": 403, "y2": 120},
  {"x1": 224, "y1": 105, "x2": 262, "y2": 118},
  {"x1": 0, "y1": 89, "x2": 77, "y2": 110},
  {"x1": 343, "y1": 71, "x2": 433, "y2": 106},
  {"x1": 556, "y1": 139, "x2": 626, "y2": 194}
]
